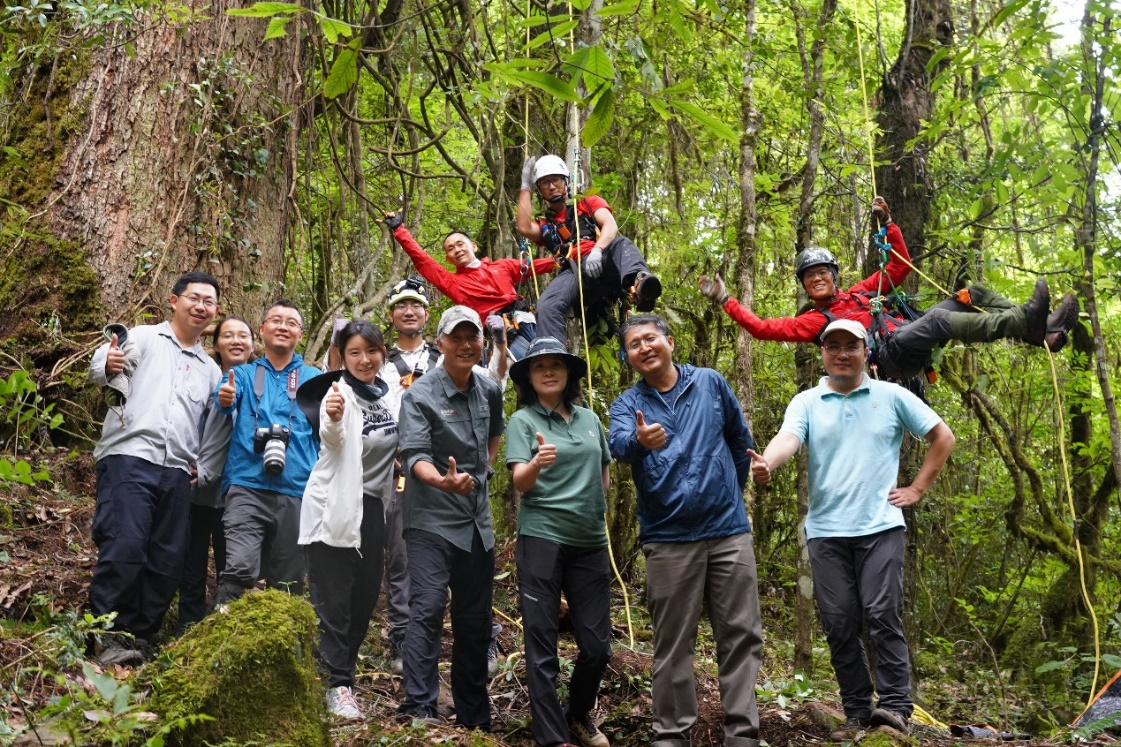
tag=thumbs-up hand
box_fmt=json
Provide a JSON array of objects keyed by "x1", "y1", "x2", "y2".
[
  {"x1": 534, "y1": 432, "x2": 557, "y2": 468},
  {"x1": 747, "y1": 448, "x2": 771, "y2": 484},
  {"x1": 104, "y1": 333, "x2": 127, "y2": 376},
  {"x1": 635, "y1": 409, "x2": 667, "y2": 450},
  {"x1": 218, "y1": 369, "x2": 237, "y2": 408},
  {"x1": 325, "y1": 381, "x2": 345, "y2": 422},
  {"x1": 443, "y1": 456, "x2": 476, "y2": 495}
]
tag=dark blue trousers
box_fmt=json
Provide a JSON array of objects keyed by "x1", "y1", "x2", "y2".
[{"x1": 89, "y1": 455, "x2": 191, "y2": 640}]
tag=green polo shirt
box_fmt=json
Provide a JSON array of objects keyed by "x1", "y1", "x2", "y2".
[
  {"x1": 505, "y1": 403, "x2": 611, "y2": 547},
  {"x1": 398, "y1": 366, "x2": 505, "y2": 552}
]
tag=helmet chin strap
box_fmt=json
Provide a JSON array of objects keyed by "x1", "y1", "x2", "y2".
[{"x1": 396, "y1": 328, "x2": 422, "y2": 339}]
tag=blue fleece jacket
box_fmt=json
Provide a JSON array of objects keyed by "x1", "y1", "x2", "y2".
[
  {"x1": 215, "y1": 355, "x2": 321, "y2": 498},
  {"x1": 608, "y1": 364, "x2": 753, "y2": 544}
]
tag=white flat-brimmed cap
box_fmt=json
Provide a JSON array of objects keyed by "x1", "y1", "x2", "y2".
[{"x1": 821, "y1": 319, "x2": 870, "y2": 344}]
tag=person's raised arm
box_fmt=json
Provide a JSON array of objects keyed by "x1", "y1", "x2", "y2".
[
  {"x1": 888, "y1": 422, "x2": 954, "y2": 507},
  {"x1": 384, "y1": 213, "x2": 462, "y2": 303},
  {"x1": 516, "y1": 158, "x2": 544, "y2": 242}
]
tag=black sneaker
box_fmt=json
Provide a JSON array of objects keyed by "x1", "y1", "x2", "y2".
[
  {"x1": 629, "y1": 271, "x2": 662, "y2": 312},
  {"x1": 1022, "y1": 278, "x2": 1050, "y2": 347},
  {"x1": 1044, "y1": 293, "x2": 1080, "y2": 352},
  {"x1": 870, "y1": 708, "x2": 910, "y2": 734},
  {"x1": 829, "y1": 717, "x2": 871, "y2": 742}
]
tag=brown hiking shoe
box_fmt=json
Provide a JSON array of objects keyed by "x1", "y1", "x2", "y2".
[
  {"x1": 870, "y1": 708, "x2": 910, "y2": 734},
  {"x1": 830, "y1": 717, "x2": 871, "y2": 742},
  {"x1": 1044, "y1": 293, "x2": 1080, "y2": 352},
  {"x1": 1022, "y1": 278, "x2": 1050, "y2": 347}
]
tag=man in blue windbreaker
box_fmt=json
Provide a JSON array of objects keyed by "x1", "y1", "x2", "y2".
[
  {"x1": 213, "y1": 300, "x2": 321, "y2": 603},
  {"x1": 608, "y1": 313, "x2": 764, "y2": 747}
]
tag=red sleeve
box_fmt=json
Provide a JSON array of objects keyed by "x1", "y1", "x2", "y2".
[
  {"x1": 392, "y1": 225, "x2": 464, "y2": 304},
  {"x1": 495, "y1": 257, "x2": 559, "y2": 286},
  {"x1": 580, "y1": 195, "x2": 611, "y2": 214},
  {"x1": 722, "y1": 297, "x2": 826, "y2": 343},
  {"x1": 529, "y1": 257, "x2": 560, "y2": 276},
  {"x1": 848, "y1": 223, "x2": 910, "y2": 295}
]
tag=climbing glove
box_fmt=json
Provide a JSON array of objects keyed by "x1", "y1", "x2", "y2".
[
  {"x1": 384, "y1": 212, "x2": 404, "y2": 230},
  {"x1": 871, "y1": 196, "x2": 891, "y2": 226},
  {"x1": 485, "y1": 314, "x2": 507, "y2": 345},
  {"x1": 699, "y1": 274, "x2": 730, "y2": 305},
  {"x1": 520, "y1": 157, "x2": 538, "y2": 191},
  {"x1": 582, "y1": 247, "x2": 605, "y2": 278}
]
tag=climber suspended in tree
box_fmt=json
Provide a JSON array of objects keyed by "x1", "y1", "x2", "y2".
[
  {"x1": 515, "y1": 154, "x2": 662, "y2": 343},
  {"x1": 698, "y1": 197, "x2": 1081, "y2": 381}
]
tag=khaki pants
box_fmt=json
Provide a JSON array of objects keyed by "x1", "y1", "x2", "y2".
[{"x1": 643, "y1": 532, "x2": 763, "y2": 747}]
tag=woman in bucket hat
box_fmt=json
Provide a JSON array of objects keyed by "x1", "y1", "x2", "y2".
[{"x1": 506, "y1": 337, "x2": 612, "y2": 747}]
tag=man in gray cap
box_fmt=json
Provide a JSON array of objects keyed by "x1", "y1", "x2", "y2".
[
  {"x1": 748, "y1": 319, "x2": 955, "y2": 740},
  {"x1": 395, "y1": 305, "x2": 505, "y2": 729}
]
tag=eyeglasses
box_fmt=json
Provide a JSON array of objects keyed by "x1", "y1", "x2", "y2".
[
  {"x1": 181, "y1": 294, "x2": 218, "y2": 309},
  {"x1": 625, "y1": 333, "x2": 666, "y2": 352},
  {"x1": 264, "y1": 316, "x2": 303, "y2": 330},
  {"x1": 803, "y1": 267, "x2": 833, "y2": 281},
  {"x1": 219, "y1": 330, "x2": 253, "y2": 341},
  {"x1": 822, "y1": 343, "x2": 864, "y2": 355}
]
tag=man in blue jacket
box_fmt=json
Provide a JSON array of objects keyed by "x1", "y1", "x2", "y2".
[
  {"x1": 608, "y1": 314, "x2": 764, "y2": 747},
  {"x1": 213, "y1": 300, "x2": 321, "y2": 603}
]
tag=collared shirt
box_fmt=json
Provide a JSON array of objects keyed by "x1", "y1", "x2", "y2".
[
  {"x1": 89, "y1": 321, "x2": 222, "y2": 473},
  {"x1": 506, "y1": 403, "x2": 610, "y2": 547},
  {"x1": 398, "y1": 365, "x2": 505, "y2": 551},
  {"x1": 778, "y1": 373, "x2": 943, "y2": 539}
]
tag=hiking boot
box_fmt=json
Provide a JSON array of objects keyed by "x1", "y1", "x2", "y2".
[
  {"x1": 398, "y1": 708, "x2": 441, "y2": 726},
  {"x1": 1021, "y1": 278, "x2": 1050, "y2": 347},
  {"x1": 326, "y1": 685, "x2": 363, "y2": 720},
  {"x1": 488, "y1": 623, "x2": 502, "y2": 677},
  {"x1": 870, "y1": 708, "x2": 910, "y2": 734},
  {"x1": 830, "y1": 717, "x2": 871, "y2": 742},
  {"x1": 568, "y1": 713, "x2": 609, "y2": 747},
  {"x1": 629, "y1": 271, "x2": 662, "y2": 312},
  {"x1": 1044, "y1": 293, "x2": 1080, "y2": 352},
  {"x1": 95, "y1": 634, "x2": 144, "y2": 668}
]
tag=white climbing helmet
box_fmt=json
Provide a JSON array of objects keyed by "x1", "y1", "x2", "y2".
[{"x1": 533, "y1": 155, "x2": 570, "y2": 184}]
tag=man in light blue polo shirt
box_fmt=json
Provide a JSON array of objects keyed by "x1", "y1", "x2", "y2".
[{"x1": 748, "y1": 318, "x2": 955, "y2": 740}]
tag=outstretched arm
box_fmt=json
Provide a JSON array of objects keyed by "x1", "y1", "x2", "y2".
[
  {"x1": 722, "y1": 297, "x2": 827, "y2": 343},
  {"x1": 850, "y1": 222, "x2": 910, "y2": 294},
  {"x1": 391, "y1": 224, "x2": 463, "y2": 304},
  {"x1": 746, "y1": 432, "x2": 801, "y2": 484}
]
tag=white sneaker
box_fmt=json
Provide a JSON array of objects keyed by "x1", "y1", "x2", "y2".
[{"x1": 326, "y1": 685, "x2": 363, "y2": 720}]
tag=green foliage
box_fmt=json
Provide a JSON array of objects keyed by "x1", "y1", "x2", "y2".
[{"x1": 0, "y1": 370, "x2": 61, "y2": 485}]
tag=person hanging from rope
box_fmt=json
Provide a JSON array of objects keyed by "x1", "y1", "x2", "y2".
[
  {"x1": 516, "y1": 155, "x2": 662, "y2": 343},
  {"x1": 698, "y1": 197, "x2": 1081, "y2": 380},
  {"x1": 384, "y1": 213, "x2": 559, "y2": 361}
]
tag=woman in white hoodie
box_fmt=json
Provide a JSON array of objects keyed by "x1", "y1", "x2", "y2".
[{"x1": 296, "y1": 320, "x2": 397, "y2": 720}]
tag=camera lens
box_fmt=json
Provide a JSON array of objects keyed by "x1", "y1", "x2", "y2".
[{"x1": 262, "y1": 437, "x2": 286, "y2": 476}]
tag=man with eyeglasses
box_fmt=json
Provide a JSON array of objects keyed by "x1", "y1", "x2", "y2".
[
  {"x1": 87, "y1": 271, "x2": 224, "y2": 667},
  {"x1": 698, "y1": 197, "x2": 1080, "y2": 378},
  {"x1": 608, "y1": 313, "x2": 763, "y2": 747},
  {"x1": 213, "y1": 299, "x2": 322, "y2": 604},
  {"x1": 747, "y1": 319, "x2": 955, "y2": 740},
  {"x1": 384, "y1": 214, "x2": 559, "y2": 360}
]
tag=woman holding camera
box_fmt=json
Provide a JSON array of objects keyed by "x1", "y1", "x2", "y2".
[
  {"x1": 297, "y1": 321, "x2": 398, "y2": 720},
  {"x1": 505, "y1": 337, "x2": 613, "y2": 747}
]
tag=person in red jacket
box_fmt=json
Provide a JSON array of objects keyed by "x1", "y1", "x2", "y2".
[
  {"x1": 385, "y1": 213, "x2": 558, "y2": 360},
  {"x1": 699, "y1": 197, "x2": 1080, "y2": 380},
  {"x1": 516, "y1": 155, "x2": 661, "y2": 343}
]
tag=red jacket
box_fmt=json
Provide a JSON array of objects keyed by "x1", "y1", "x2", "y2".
[
  {"x1": 393, "y1": 225, "x2": 559, "y2": 317},
  {"x1": 723, "y1": 223, "x2": 911, "y2": 342}
]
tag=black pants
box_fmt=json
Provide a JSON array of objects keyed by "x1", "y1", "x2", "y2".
[
  {"x1": 306, "y1": 495, "x2": 385, "y2": 688},
  {"x1": 807, "y1": 528, "x2": 912, "y2": 719},
  {"x1": 517, "y1": 536, "x2": 612, "y2": 747},
  {"x1": 89, "y1": 455, "x2": 191, "y2": 640},
  {"x1": 383, "y1": 489, "x2": 410, "y2": 651},
  {"x1": 216, "y1": 486, "x2": 304, "y2": 603},
  {"x1": 178, "y1": 503, "x2": 226, "y2": 630},
  {"x1": 399, "y1": 528, "x2": 494, "y2": 728},
  {"x1": 535, "y1": 236, "x2": 649, "y2": 342}
]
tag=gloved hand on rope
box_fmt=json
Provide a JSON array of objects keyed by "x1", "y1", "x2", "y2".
[
  {"x1": 582, "y1": 246, "x2": 605, "y2": 278},
  {"x1": 699, "y1": 274, "x2": 730, "y2": 305},
  {"x1": 485, "y1": 314, "x2": 507, "y2": 346},
  {"x1": 870, "y1": 196, "x2": 891, "y2": 226},
  {"x1": 384, "y1": 212, "x2": 404, "y2": 230},
  {"x1": 520, "y1": 157, "x2": 538, "y2": 192}
]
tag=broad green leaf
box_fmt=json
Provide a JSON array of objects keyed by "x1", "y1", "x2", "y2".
[
  {"x1": 667, "y1": 98, "x2": 737, "y2": 141},
  {"x1": 569, "y1": 0, "x2": 592, "y2": 9},
  {"x1": 648, "y1": 98, "x2": 672, "y2": 120},
  {"x1": 323, "y1": 46, "x2": 359, "y2": 99},
  {"x1": 484, "y1": 66, "x2": 581, "y2": 102},
  {"x1": 564, "y1": 45, "x2": 614, "y2": 87},
  {"x1": 992, "y1": 0, "x2": 1031, "y2": 29},
  {"x1": 525, "y1": 20, "x2": 579, "y2": 51},
  {"x1": 967, "y1": 197, "x2": 985, "y2": 221},
  {"x1": 264, "y1": 16, "x2": 289, "y2": 39},
  {"x1": 596, "y1": 0, "x2": 640, "y2": 16},
  {"x1": 582, "y1": 86, "x2": 616, "y2": 146},
  {"x1": 318, "y1": 15, "x2": 352, "y2": 43},
  {"x1": 518, "y1": 13, "x2": 572, "y2": 29},
  {"x1": 227, "y1": 2, "x2": 303, "y2": 17},
  {"x1": 1034, "y1": 660, "x2": 1066, "y2": 674}
]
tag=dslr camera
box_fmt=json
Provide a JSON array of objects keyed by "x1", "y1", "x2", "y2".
[{"x1": 253, "y1": 424, "x2": 290, "y2": 476}]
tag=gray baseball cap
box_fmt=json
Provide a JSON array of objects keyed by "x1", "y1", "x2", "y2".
[{"x1": 436, "y1": 305, "x2": 483, "y2": 337}]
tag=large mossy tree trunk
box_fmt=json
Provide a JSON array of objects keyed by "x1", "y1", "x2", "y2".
[{"x1": 0, "y1": 0, "x2": 304, "y2": 347}]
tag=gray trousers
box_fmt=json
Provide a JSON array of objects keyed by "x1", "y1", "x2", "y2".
[
  {"x1": 807, "y1": 527, "x2": 912, "y2": 719},
  {"x1": 215, "y1": 486, "x2": 304, "y2": 604},
  {"x1": 643, "y1": 532, "x2": 763, "y2": 747},
  {"x1": 383, "y1": 488, "x2": 410, "y2": 649}
]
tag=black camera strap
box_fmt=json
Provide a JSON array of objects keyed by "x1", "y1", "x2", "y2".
[{"x1": 251, "y1": 363, "x2": 299, "y2": 431}]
